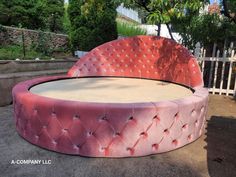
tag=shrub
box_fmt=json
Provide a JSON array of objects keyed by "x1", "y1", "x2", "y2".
[
  {"x1": 68, "y1": 0, "x2": 118, "y2": 51},
  {"x1": 117, "y1": 21, "x2": 147, "y2": 36}
]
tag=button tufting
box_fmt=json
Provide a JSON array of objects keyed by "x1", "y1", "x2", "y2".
[
  {"x1": 62, "y1": 128, "x2": 68, "y2": 133},
  {"x1": 51, "y1": 112, "x2": 56, "y2": 117},
  {"x1": 201, "y1": 106, "x2": 205, "y2": 113},
  {"x1": 182, "y1": 124, "x2": 188, "y2": 130},
  {"x1": 195, "y1": 120, "x2": 199, "y2": 126},
  {"x1": 35, "y1": 135, "x2": 39, "y2": 139},
  {"x1": 174, "y1": 112, "x2": 179, "y2": 120},
  {"x1": 115, "y1": 132, "x2": 120, "y2": 136},
  {"x1": 140, "y1": 132, "x2": 148, "y2": 138},
  {"x1": 126, "y1": 147, "x2": 134, "y2": 155},
  {"x1": 100, "y1": 115, "x2": 107, "y2": 121},
  {"x1": 73, "y1": 114, "x2": 80, "y2": 120},
  {"x1": 43, "y1": 125, "x2": 47, "y2": 129},
  {"x1": 164, "y1": 129, "x2": 169, "y2": 135},
  {"x1": 172, "y1": 139, "x2": 178, "y2": 146},
  {"x1": 153, "y1": 115, "x2": 160, "y2": 122},
  {"x1": 73, "y1": 144, "x2": 80, "y2": 150},
  {"x1": 52, "y1": 140, "x2": 57, "y2": 145},
  {"x1": 128, "y1": 116, "x2": 134, "y2": 121},
  {"x1": 88, "y1": 131, "x2": 94, "y2": 136},
  {"x1": 152, "y1": 144, "x2": 159, "y2": 150},
  {"x1": 33, "y1": 109, "x2": 38, "y2": 115},
  {"x1": 191, "y1": 109, "x2": 196, "y2": 116},
  {"x1": 188, "y1": 134, "x2": 192, "y2": 141}
]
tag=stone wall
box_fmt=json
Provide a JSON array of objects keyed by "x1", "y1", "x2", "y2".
[{"x1": 0, "y1": 26, "x2": 69, "y2": 50}]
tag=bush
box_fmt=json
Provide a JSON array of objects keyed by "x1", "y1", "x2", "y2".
[{"x1": 68, "y1": 0, "x2": 118, "y2": 51}]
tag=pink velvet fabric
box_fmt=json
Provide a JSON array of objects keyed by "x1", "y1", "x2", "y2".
[
  {"x1": 68, "y1": 36, "x2": 203, "y2": 88},
  {"x1": 12, "y1": 36, "x2": 208, "y2": 157}
]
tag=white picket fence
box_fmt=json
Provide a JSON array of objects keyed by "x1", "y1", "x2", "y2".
[{"x1": 195, "y1": 43, "x2": 236, "y2": 96}]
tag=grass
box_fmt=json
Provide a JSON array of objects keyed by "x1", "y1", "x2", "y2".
[
  {"x1": 117, "y1": 21, "x2": 147, "y2": 37},
  {"x1": 0, "y1": 45, "x2": 51, "y2": 60}
]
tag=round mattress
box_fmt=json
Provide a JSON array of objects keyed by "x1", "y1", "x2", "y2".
[{"x1": 30, "y1": 77, "x2": 193, "y2": 103}]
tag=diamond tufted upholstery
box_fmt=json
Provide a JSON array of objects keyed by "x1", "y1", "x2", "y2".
[{"x1": 12, "y1": 36, "x2": 208, "y2": 157}]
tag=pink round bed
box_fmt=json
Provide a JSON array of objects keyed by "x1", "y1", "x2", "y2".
[{"x1": 12, "y1": 36, "x2": 208, "y2": 157}]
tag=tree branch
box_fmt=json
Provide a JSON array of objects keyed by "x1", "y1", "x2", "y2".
[{"x1": 134, "y1": 0, "x2": 151, "y2": 12}]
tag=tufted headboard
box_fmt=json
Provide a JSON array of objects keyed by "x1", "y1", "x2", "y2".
[{"x1": 68, "y1": 36, "x2": 203, "y2": 88}]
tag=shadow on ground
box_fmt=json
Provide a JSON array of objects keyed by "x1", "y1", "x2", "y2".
[{"x1": 205, "y1": 116, "x2": 236, "y2": 177}]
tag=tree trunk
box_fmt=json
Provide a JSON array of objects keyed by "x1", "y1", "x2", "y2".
[{"x1": 166, "y1": 23, "x2": 174, "y2": 40}]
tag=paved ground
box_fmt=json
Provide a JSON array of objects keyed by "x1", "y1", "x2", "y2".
[{"x1": 0, "y1": 95, "x2": 235, "y2": 177}]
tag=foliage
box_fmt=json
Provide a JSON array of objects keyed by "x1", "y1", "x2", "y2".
[
  {"x1": 68, "y1": 0, "x2": 118, "y2": 51},
  {"x1": 0, "y1": 0, "x2": 45, "y2": 29},
  {"x1": 0, "y1": 0, "x2": 64, "y2": 32},
  {"x1": 63, "y1": 3, "x2": 71, "y2": 34},
  {"x1": 221, "y1": 0, "x2": 236, "y2": 23},
  {"x1": 172, "y1": 1, "x2": 236, "y2": 49},
  {"x1": 0, "y1": 44, "x2": 50, "y2": 60},
  {"x1": 117, "y1": 21, "x2": 146, "y2": 36},
  {"x1": 120, "y1": 0, "x2": 208, "y2": 25},
  {"x1": 43, "y1": 0, "x2": 64, "y2": 32}
]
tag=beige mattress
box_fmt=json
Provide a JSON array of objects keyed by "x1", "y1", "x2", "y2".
[{"x1": 30, "y1": 77, "x2": 193, "y2": 103}]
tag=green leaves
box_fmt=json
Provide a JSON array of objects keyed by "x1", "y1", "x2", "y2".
[
  {"x1": 68, "y1": 0, "x2": 118, "y2": 51},
  {"x1": 0, "y1": 0, "x2": 64, "y2": 32},
  {"x1": 121, "y1": 0, "x2": 205, "y2": 24}
]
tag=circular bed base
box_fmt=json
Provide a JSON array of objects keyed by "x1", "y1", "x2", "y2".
[{"x1": 13, "y1": 76, "x2": 208, "y2": 157}]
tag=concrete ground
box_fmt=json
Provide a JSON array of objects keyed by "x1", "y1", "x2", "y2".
[{"x1": 0, "y1": 95, "x2": 235, "y2": 177}]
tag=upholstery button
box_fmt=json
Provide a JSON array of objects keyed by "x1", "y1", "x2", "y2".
[
  {"x1": 188, "y1": 134, "x2": 192, "y2": 141},
  {"x1": 62, "y1": 129, "x2": 68, "y2": 133},
  {"x1": 201, "y1": 106, "x2": 205, "y2": 113},
  {"x1": 174, "y1": 112, "x2": 179, "y2": 120},
  {"x1": 126, "y1": 147, "x2": 134, "y2": 155},
  {"x1": 100, "y1": 115, "x2": 107, "y2": 121},
  {"x1": 73, "y1": 145, "x2": 80, "y2": 150},
  {"x1": 152, "y1": 144, "x2": 159, "y2": 150},
  {"x1": 73, "y1": 114, "x2": 80, "y2": 120},
  {"x1": 172, "y1": 139, "x2": 178, "y2": 146},
  {"x1": 52, "y1": 140, "x2": 57, "y2": 145},
  {"x1": 191, "y1": 110, "x2": 196, "y2": 116},
  {"x1": 182, "y1": 124, "x2": 188, "y2": 130},
  {"x1": 51, "y1": 112, "x2": 56, "y2": 117},
  {"x1": 35, "y1": 135, "x2": 39, "y2": 139},
  {"x1": 128, "y1": 116, "x2": 134, "y2": 121},
  {"x1": 164, "y1": 129, "x2": 169, "y2": 135},
  {"x1": 43, "y1": 125, "x2": 47, "y2": 129},
  {"x1": 140, "y1": 132, "x2": 148, "y2": 138},
  {"x1": 34, "y1": 109, "x2": 38, "y2": 114},
  {"x1": 115, "y1": 132, "x2": 120, "y2": 136},
  {"x1": 195, "y1": 120, "x2": 199, "y2": 126},
  {"x1": 153, "y1": 115, "x2": 160, "y2": 122},
  {"x1": 88, "y1": 131, "x2": 94, "y2": 136}
]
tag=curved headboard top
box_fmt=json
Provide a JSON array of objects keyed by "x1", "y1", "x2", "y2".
[{"x1": 68, "y1": 35, "x2": 203, "y2": 88}]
